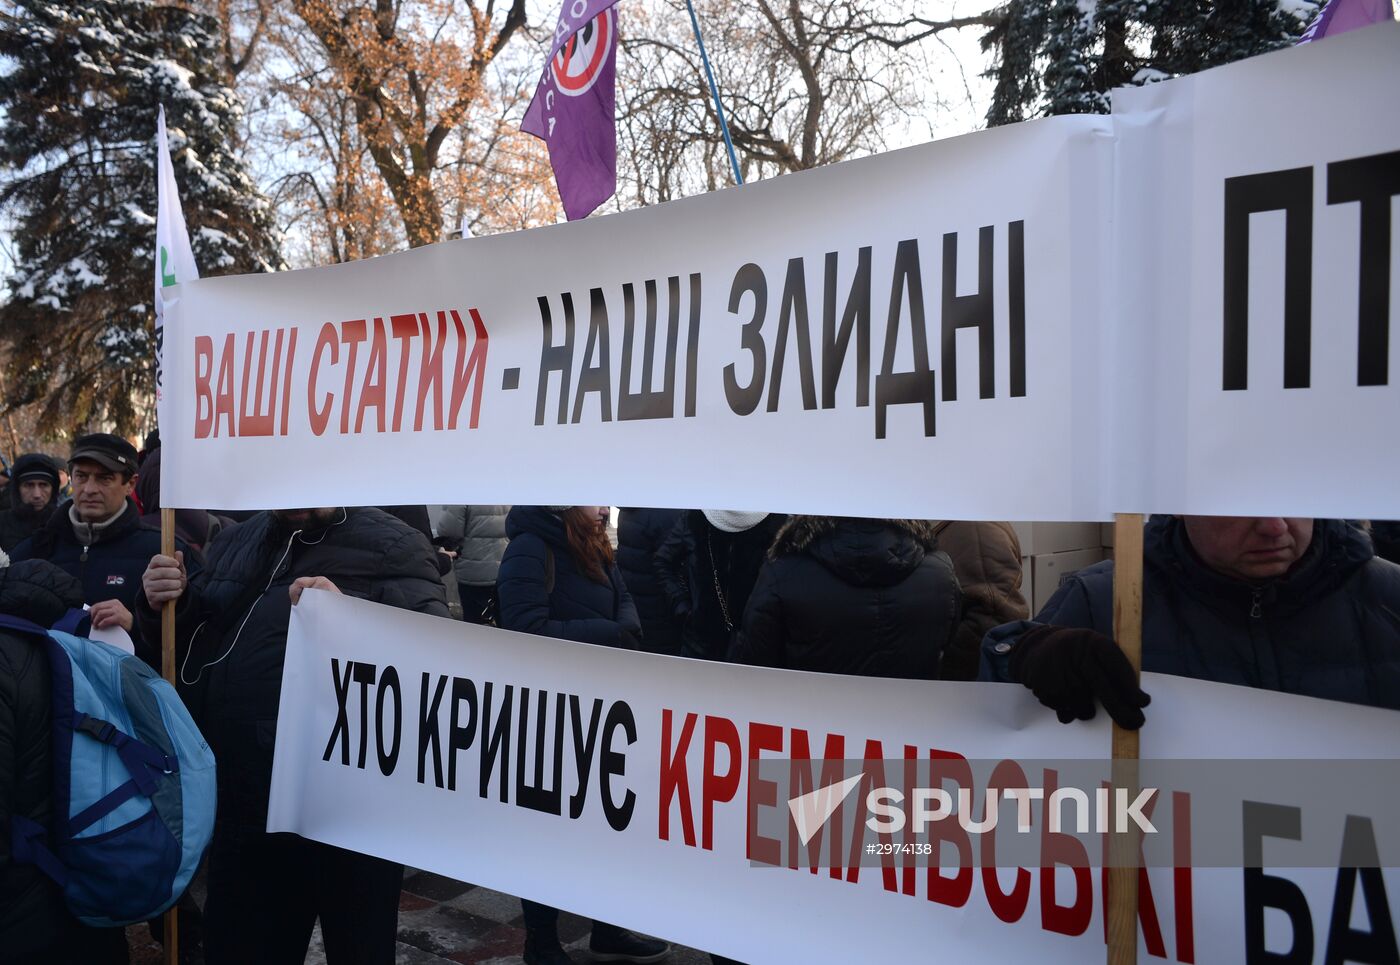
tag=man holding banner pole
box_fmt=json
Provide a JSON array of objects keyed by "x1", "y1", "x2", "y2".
[
  {"x1": 986, "y1": 515, "x2": 1399, "y2": 965},
  {"x1": 981, "y1": 516, "x2": 1400, "y2": 716},
  {"x1": 137, "y1": 505, "x2": 447, "y2": 964}
]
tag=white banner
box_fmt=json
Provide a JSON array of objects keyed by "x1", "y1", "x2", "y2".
[
  {"x1": 269, "y1": 592, "x2": 1400, "y2": 964},
  {"x1": 162, "y1": 24, "x2": 1400, "y2": 519},
  {"x1": 164, "y1": 114, "x2": 1112, "y2": 518},
  {"x1": 1110, "y1": 23, "x2": 1400, "y2": 519}
]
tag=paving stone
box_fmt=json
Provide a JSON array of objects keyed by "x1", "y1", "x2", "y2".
[
  {"x1": 431, "y1": 903, "x2": 514, "y2": 943},
  {"x1": 445, "y1": 922, "x2": 529, "y2": 963},
  {"x1": 305, "y1": 923, "x2": 327, "y2": 965},
  {"x1": 403, "y1": 870, "x2": 475, "y2": 902},
  {"x1": 446, "y1": 885, "x2": 527, "y2": 924},
  {"x1": 125, "y1": 926, "x2": 163, "y2": 964},
  {"x1": 396, "y1": 940, "x2": 462, "y2": 964},
  {"x1": 396, "y1": 926, "x2": 461, "y2": 959},
  {"x1": 401, "y1": 891, "x2": 438, "y2": 912}
]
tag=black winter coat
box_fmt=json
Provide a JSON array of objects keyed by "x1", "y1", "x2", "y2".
[
  {"x1": 655, "y1": 512, "x2": 787, "y2": 660},
  {"x1": 497, "y1": 507, "x2": 641, "y2": 648},
  {"x1": 616, "y1": 508, "x2": 684, "y2": 655},
  {"x1": 730, "y1": 517, "x2": 962, "y2": 679},
  {"x1": 981, "y1": 517, "x2": 1400, "y2": 709},
  {"x1": 12, "y1": 498, "x2": 199, "y2": 619},
  {"x1": 0, "y1": 560, "x2": 85, "y2": 962},
  {"x1": 134, "y1": 507, "x2": 448, "y2": 829}
]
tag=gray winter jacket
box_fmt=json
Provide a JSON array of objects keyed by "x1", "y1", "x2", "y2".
[{"x1": 437, "y1": 505, "x2": 510, "y2": 586}]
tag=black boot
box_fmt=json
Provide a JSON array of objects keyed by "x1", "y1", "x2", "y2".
[
  {"x1": 524, "y1": 927, "x2": 575, "y2": 965},
  {"x1": 589, "y1": 922, "x2": 670, "y2": 963}
]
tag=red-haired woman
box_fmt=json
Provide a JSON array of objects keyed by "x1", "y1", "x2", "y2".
[{"x1": 496, "y1": 506, "x2": 667, "y2": 965}]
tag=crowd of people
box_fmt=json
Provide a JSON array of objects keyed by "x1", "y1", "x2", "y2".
[{"x1": 2, "y1": 435, "x2": 1399, "y2": 965}]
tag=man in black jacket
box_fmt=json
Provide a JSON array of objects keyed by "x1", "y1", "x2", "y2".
[
  {"x1": 138, "y1": 505, "x2": 448, "y2": 965},
  {"x1": 981, "y1": 516, "x2": 1400, "y2": 722},
  {"x1": 0, "y1": 454, "x2": 60, "y2": 553},
  {"x1": 12, "y1": 434, "x2": 196, "y2": 646}
]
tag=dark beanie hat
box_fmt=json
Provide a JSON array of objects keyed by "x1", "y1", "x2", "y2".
[{"x1": 12, "y1": 452, "x2": 60, "y2": 488}]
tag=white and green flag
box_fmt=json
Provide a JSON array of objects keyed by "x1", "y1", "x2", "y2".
[{"x1": 154, "y1": 105, "x2": 199, "y2": 432}]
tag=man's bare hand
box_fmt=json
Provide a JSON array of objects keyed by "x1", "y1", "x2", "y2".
[
  {"x1": 290, "y1": 576, "x2": 341, "y2": 606},
  {"x1": 89, "y1": 599, "x2": 133, "y2": 632},
  {"x1": 142, "y1": 551, "x2": 187, "y2": 607}
]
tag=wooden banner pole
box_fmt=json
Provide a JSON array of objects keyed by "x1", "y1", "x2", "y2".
[
  {"x1": 1107, "y1": 512, "x2": 1145, "y2": 965},
  {"x1": 159, "y1": 507, "x2": 179, "y2": 965}
]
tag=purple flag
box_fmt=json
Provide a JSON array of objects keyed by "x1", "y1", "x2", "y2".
[
  {"x1": 1297, "y1": 0, "x2": 1395, "y2": 43},
  {"x1": 522, "y1": 0, "x2": 621, "y2": 221}
]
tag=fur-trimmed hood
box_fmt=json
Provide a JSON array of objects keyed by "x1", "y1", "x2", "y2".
[{"x1": 769, "y1": 516, "x2": 940, "y2": 589}]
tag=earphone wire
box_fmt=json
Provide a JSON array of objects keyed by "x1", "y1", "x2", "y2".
[{"x1": 178, "y1": 508, "x2": 349, "y2": 687}]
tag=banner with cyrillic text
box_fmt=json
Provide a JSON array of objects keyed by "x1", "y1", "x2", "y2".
[
  {"x1": 163, "y1": 23, "x2": 1399, "y2": 519},
  {"x1": 162, "y1": 111, "x2": 1111, "y2": 519},
  {"x1": 1109, "y1": 23, "x2": 1400, "y2": 519},
  {"x1": 268, "y1": 592, "x2": 1400, "y2": 964}
]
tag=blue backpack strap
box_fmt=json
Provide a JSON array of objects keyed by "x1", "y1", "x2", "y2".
[
  {"x1": 9, "y1": 816, "x2": 69, "y2": 888},
  {"x1": 0, "y1": 613, "x2": 48, "y2": 637},
  {"x1": 65, "y1": 714, "x2": 178, "y2": 836},
  {"x1": 51, "y1": 608, "x2": 87, "y2": 636}
]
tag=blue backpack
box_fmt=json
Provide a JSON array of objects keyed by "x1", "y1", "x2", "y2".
[{"x1": 3, "y1": 614, "x2": 217, "y2": 926}]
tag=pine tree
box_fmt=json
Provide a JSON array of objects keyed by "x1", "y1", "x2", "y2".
[
  {"x1": 0, "y1": 0, "x2": 282, "y2": 435},
  {"x1": 982, "y1": 0, "x2": 1322, "y2": 127},
  {"x1": 1042, "y1": 0, "x2": 1105, "y2": 117}
]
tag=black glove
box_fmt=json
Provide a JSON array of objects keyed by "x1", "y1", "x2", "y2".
[
  {"x1": 1009, "y1": 625, "x2": 1151, "y2": 729},
  {"x1": 619, "y1": 629, "x2": 642, "y2": 650}
]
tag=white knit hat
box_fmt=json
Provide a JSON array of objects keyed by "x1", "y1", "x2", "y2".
[{"x1": 702, "y1": 510, "x2": 769, "y2": 533}]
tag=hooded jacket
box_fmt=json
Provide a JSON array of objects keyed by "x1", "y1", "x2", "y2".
[
  {"x1": 0, "y1": 559, "x2": 86, "y2": 962},
  {"x1": 931, "y1": 520, "x2": 1029, "y2": 681},
  {"x1": 436, "y1": 505, "x2": 510, "y2": 586},
  {"x1": 0, "y1": 455, "x2": 59, "y2": 554},
  {"x1": 654, "y1": 511, "x2": 787, "y2": 661},
  {"x1": 730, "y1": 517, "x2": 962, "y2": 679},
  {"x1": 134, "y1": 507, "x2": 448, "y2": 828},
  {"x1": 616, "y1": 508, "x2": 685, "y2": 655},
  {"x1": 497, "y1": 507, "x2": 640, "y2": 648},
  {"x1": 981, "y1": 517, "x2": 1400, "y2": 709}
]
